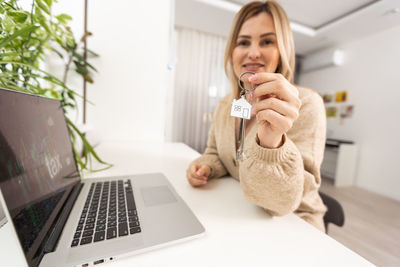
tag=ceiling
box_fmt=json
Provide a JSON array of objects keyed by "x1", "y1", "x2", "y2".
[
  {"x1": 229, "y1": 0, "x2": 379, "y2": 29},
  {"x1": 175, "y1": 0, "x2": 400, "y2": 55}
]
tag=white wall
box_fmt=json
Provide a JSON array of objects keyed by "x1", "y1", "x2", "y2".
[
  {"x1": 88, "y1": 0, "x2": 170, "y2": 142},
  {"x1": 54, "y1": 0, "x2": 171, "y2": 142},
  {"x1": 299, "y1": 25, "x2": 400, "y2": 200}
]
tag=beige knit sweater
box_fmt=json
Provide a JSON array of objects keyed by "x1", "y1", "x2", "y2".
[{"x1": 193, "y1": 86, "x2": 327, "y2": 232}]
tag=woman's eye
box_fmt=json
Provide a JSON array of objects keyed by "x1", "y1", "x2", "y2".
[
  {"x1": 262, "y1": 39, "x2": 274, "y2": 45},
  {"x1": 237, "y1": 40, "x2": 249, "y2": 46}
]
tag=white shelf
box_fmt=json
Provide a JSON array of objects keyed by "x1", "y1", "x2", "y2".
[{"x1": 321, "y1": 140, "x2": 358, "y2": 186}]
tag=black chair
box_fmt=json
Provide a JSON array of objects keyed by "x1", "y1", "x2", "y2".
[{"x1": 319, "y1": 192, "x2": 345, "y2": 233}]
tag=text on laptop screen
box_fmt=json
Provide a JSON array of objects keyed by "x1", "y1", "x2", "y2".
[{"x1": 0, "y1": 89, "x2": 80, "y2": 260}]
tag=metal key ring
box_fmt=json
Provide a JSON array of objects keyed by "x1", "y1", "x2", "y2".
[{"x1": 238, "y1": 71, "x2": 256, "y2": 95}]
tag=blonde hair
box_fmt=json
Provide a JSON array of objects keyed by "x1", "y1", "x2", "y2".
[{"x1": 224, "y1": 1, "x2": 295, "y2": 98}]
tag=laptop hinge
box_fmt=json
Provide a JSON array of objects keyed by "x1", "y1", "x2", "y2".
[{"x1": 43, "y1": 182, "x2": 83, "y2": 253}]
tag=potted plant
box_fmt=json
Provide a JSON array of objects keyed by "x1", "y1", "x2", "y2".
[{"x1": 0, "y1": 0, "x2": 110, "y2": 171}]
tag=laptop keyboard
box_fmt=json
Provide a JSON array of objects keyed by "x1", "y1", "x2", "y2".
[{"x1": 71, "y1": 180, "x2": 141, "y2": 247}]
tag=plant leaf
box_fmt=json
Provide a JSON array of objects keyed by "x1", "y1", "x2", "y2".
[
  {"x1": 56, "y1": 13, "x2": 72, "y2": 24},
  {"x1": 1, "y1": 14, "x2": 15, "y2": 32},
  {"x1": 7, "y1": 10, "x2": 29, "y2": 23},
  {"x1": 35, "y1": 0, "x2": 51, "y2": 15},
  {"x1": 50, "y1": 47, "x2": 64, "y2": 59},
  {"x1": 0, "y1": 24, "x2": 39, "y2": 48},
  {"x1": 43, "y1": 0, "x2": 53, "y2": 8},
  {"x1": 66, "y1": 117, "x2": 113, "y2": 171},
  {"x1": 86, "y1": 48, "x2": 100, "y2": 57}
]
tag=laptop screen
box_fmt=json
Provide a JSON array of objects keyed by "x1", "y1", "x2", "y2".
[{"x1": 0, "y1": 88, "x2": 80, "y2": 265}]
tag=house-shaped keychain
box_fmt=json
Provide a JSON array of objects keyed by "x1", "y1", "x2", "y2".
[{"x1": 230, "y1": 97, "x2": 252, "y2": 120}]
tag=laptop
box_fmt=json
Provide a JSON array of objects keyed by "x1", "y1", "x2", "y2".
[
  {"x1": 0, "y1": 88, "x2": 205, "y2": 267},
  {"x1": 0, "y1": 188, "x2": 29, "y2": 267}
]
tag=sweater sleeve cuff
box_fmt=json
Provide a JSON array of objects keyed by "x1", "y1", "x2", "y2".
[{"x1": 251, "y1": 134, "x2": 298, "y2": 164}]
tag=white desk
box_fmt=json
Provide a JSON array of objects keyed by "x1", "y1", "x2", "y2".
[{"x1": 82, "y1": 141, "x2": 373, "y2": 267}]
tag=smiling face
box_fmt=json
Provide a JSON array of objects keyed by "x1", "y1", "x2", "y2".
[{"x1": 232, "y1": 12, "x2": 280, "y2": 84}]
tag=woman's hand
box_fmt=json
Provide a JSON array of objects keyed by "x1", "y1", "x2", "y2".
[
  {"x1": 186, "y1": 163, "x2": 211, "y2": 187},
  {"x1": 249, "y1": 73, "x2": 301, "y2": 149}
]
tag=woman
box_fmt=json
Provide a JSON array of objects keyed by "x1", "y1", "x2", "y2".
[{"x1": 186, "y1": 0, "x2": 327, "y2": 232}]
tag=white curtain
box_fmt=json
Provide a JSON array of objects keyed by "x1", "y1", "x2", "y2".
[{"x1": 168, "y1": 27, "x2": 229, "y2": 153}]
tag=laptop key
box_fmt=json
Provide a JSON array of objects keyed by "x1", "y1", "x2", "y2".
[
  {"x1": 99, "y1": 208, "x2": 107, "y2": 214},
  {"x1": 126, "y1": 192, "x2": 136, "y2": 210},
  {"x1": 71, "y1": 239, "x2": 80, "y2": 247},
  {"x1": 82, "y1": 229, "x2": 94, "y2": 237},
  {"x1": 80, "y1": 236, "x2": 92, "y2": 245},
  {"x1": 130, "y1": 226, "x2": 141, "y2": 235},
  {"x1": 107, "y1": 227, "x2": 117, "y2": 239},
  {"x1": 84, "y1": 223, "x2": 94, "y2": 230},
  {"x1": 127, "y1": 209, "x2": 137, "y2": 216},
  {"x1": 94, "y1": 231, "x2": 106, "y2": 242},
  {"x1": 118, "y1": 211, "x2": 126, "y2": 217},
  {"x1": 128, "y1": 215, "x2": 138, "y2": 222},
  {"x1": 74, "y1": 231, "x2": 81, "y2": 239},
  {"x1": 96, "y1": 224, "x2": 106, "y2": 231},
  {"x1": 118, "y1": 222, "x2": 129, "y2": 236},
  {"x1": 129, "y1": 221, "x2": 140, "y2": 228},
  {"x1": 108, "y1": 216, "x2": 116, "y2": 223}
]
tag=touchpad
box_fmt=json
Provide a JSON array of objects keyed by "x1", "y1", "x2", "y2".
[{"x1": 140, "y1": 186, "x2": 177, "y2": 207}]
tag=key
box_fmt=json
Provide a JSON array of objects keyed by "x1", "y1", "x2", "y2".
[
  {"x1": 71, "y1": 239, "x2": 80, "y2": 247},
  {"x1": 108, "y1": 221, "x2": 116, "y2": 228},
  {"x1": 232, "y1": 71, "x2": 256, "y2": 161},
  {"x1": 107, "y1": 227, "x2": 117, "y2": 239},
  {"x1": 129, "y1": 221, "x2": 140, "y2": 228},
  {"x1": 84, "y1": 223, "x2": 94, "y2": 230},
  {"x1": 80, "y1": 236, "x2": 92, "y2": 245},
  {"x1": 130, "y1": 226, "x2": 141, "y2": 235},
  {"x1": 96, "y1": 224, "x2": 106, "y2": 231},
  {"x1": 94, "y1": 231, "x2": 105, "y2": 242},
  {"x1": 128, "y1": 209, "x2": 137, "y2": 216},
  {"x1": 231, "y1": 95, "x2": 251, "y2": 160},
  {"x1": 118, "y1": 222, "x2": 129, "y2": 236},
  {"x1": 237, "y1": 117, "x2": 246, "y2": 160},
  {"x1": 128, "y1": 215, "x2": 138, "y2": 223},
  {"x1": 82, "y1": 229, "x2": 94, "y2": 237},
  {"x1": 74, "y1": 231, "x2": 81, "y2": 239}
]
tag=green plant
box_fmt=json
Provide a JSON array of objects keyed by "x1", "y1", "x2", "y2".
[{"x1": 0, "y1": 0, "x2": 111, "y2": 172}]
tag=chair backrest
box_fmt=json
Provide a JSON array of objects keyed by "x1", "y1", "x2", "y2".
[{"x1": 319, "y1": 191, "x2": 345, "y2": 233}]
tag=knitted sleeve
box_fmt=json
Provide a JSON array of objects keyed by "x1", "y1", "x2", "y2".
[
  {"x1": 191, "y1": 100, "x2": 228, "y2": 179},
  {"x1": 239, "y1": 90, "x2": 326, "y2": 216}
]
